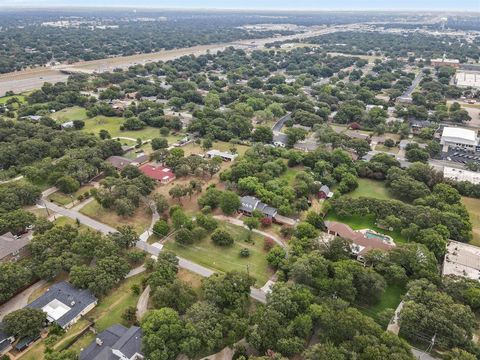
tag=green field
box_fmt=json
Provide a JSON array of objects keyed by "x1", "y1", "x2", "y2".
[
  {"x1": 80, "y1": 199, "x2": 152, "y2": 234},
  {"x1": 347, "y1": 178, "x2": 391, "y2": 200},
  {"x1": 82, "y1": 116, "x2": 162, "y2": 141},
  {"x1": 358, "y1": 284, "x2": 405, "y2": 325},
  {"x1": 51, "y1": 106, "x2": 88, "y2": 123},
  {"x1": 164, "y1": 223, "x2": 272, "y2": 286},
  {"x1": 48, "y1": 185, "x2": 94, "y2": 206},
  {"x1": 463, "y1": 197, "x2": 480, "y2": 246},
  {"x1": 0, "y1": 94, "x2": 26, "y2": 104}
]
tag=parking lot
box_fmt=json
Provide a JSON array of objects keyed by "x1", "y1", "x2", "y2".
[{"x1": 443, "y1": 149, "x2": 480, "y2": 165}]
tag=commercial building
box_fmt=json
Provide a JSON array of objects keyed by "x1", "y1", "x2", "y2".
[
  {"x1": 139, "y1": 163, "x2": 175, "y2": 184},
  {"x1": 27, "y1": 282, "x2": 97, "y2": 329},
  {"x1": 431, "y1": 58, "x2": 460, "y2": 68},
  {"x1": 440, "y1": 127, "x2": 479, "y2": 152},
  {"x1": 455, "y1": 71, "x2": 480, "y2": 89},
  {"x1": 443, "y1": 241, "x2": 480, "y2": 281},
  {"x1": 443, "y1": 166, "x2": 480, "y2": 185},
  {"x1": 80, "y1": 324, "x2": 143, "y2": 360}
]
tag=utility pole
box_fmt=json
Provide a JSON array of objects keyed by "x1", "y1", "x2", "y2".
[{"x1": 426, "y1": 333, "x2": 436, "y2": 353}]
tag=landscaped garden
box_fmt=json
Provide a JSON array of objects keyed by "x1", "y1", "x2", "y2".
[{"x1": 164, "y1": 222, "x2": 272, "y2": 287}]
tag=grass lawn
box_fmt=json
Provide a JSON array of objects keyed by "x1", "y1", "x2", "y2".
[
  {"x1": 463, "y1": 197, "x2": 480, "y2": 247},
  {"x1": 367, "y1": 284, "x2": 405, "y2": 314},
  {"x1": 280, "y1": 166, "x2": 303, "y2": 185},
  {"x1": 47, "y1": 185, "x2": 94, "y2": 206},
  {"x1": 347, "y1": 178, "x2": 391, "y2": 201},
  {"x1": 325, "y1": 210, "x2": 407, "y2": 244},
  {"x1": 51, "y1": 106, "x2": 88, "y2": 123},
  {"x1": 164, "y1": 222, "x2": 272, "y2": 286},
  {"x1": 53, "y1": 216, "x2": 92, "y2": 232},
  {"x1": 375, "y1": 145, "x2": 399, "y2": 154},
  {"x1": 82, "y1": 115, "x2": 169, "y2": 141},
  {"x1": 0, "y1": 94, "x2": 26, "y2": 104},
  {"x1": 79, "y1": 200, "x2": 151, "y2": 234}
]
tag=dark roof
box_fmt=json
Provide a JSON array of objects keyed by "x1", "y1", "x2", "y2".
[
  {"x1": 27, "y1": 282, "x2": 97, "y2": 328},
  {"x1": 0, "y1": 232, "x2": 30, "y2": 260},
  {"x1": 0, "y1": 323, "x2": 11, "y2": 344},
  {"x1": 80, "y1": 325, "x2": 142, "y2": 360},
  {"x1": 132, "y1": 154, "x2": 149, "y2": 164},
  {"x1": 239, "y1": 196, "x2": 277, "y2": 218},
  {"x1": 105, "y1": 156, "x2": 133, "y2": 171}
]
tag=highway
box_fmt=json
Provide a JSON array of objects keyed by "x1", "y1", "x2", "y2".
[{"x1": 0, "y1": 23, "x2": 362, "y2": 96}]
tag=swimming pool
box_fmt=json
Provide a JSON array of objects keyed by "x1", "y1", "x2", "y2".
[{"x1": 365, "y1": 231, "x2": 390, "y2": 242}]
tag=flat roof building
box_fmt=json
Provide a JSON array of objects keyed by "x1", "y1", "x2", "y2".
[
  {"x1": 443, "y1": 241, "x2": 480, "y2": 281},
  {"x1": 431, "y1": 58, "x2": 460, "y2": 68},
  {"x1": 455, "y1": 71, "x2": 480, "y2": 89},
  {"x1": 206, "y1": 150, "x2": 238, "y2": 162},
  {"x1": 444, "y1": 166, "x2": 480, "y2": 185},
  {"x1": 441, "y1": 127, "x2": 479, "y2": 152}
]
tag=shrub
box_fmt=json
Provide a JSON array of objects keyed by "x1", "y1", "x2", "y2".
[
  {"x1": 153, "y1": 219, "x2": 170, "y2": 237},
  {"x1": 191, "y1": 227, "x2": 208, "y2": 241},
  {"x1": 211, "y1": 228, "x2": 234, "y2": 246},
  {"x1": 239, "y1": 248, "x2": 250, "y2": 257},
  {"x1": 264, "y1": 237, "x2": 275, "y2": 251},
  {"x1": 260, "y1": 217, "x2": 272, "y2": 227},
  {"x1": 175, "y1": 228, "x2": 194, "y2": 245}
]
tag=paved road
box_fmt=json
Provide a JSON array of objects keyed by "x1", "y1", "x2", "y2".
[
  {"x1": 41, "y1": 191, "x2": 268, "y2": 304},
  {"x1": 0, "y1": 280, "x2": 47, "y2": 321},
  {"x1": 411, "y1": 348, "x2": 438, "y2": 360},
  {"x1": 271, "y1": 113, "x2": 292, "y2": 133}
]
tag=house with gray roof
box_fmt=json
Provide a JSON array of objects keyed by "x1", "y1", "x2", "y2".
[
  {"x1": 0, "y1": 232, "x2": 30, "y2": 263},
  {"x1": 0, "y1": 323, "x2": 14, "y2": 355},
  {"x1": 27, "y1": 282, "x2": 97, "y2": 329},
  {"x1": 80, "y1": 324, "x2": 143, "y2": 360},
  {"x1": 239, "y1": 196, "x2": 278, "y2": 218}
]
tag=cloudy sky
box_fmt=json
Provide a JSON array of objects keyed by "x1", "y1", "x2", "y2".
[{"x1": 0, "y1": 0, "x2": 478, "y2": 10}]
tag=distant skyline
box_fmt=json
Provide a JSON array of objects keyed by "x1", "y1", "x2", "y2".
[{"x1": 0, "y1": 0, "x2": 478, "y2": 11}]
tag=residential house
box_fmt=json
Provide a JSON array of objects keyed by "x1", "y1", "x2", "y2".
[
  {"x1": 239, "y1": 196, "x2": 295, "y2": 226},
  {"x1": 206, "y1": 150, "x2": 238, "y2": 162},
  {"x1": 0, "y1": 323, "x2": 14, "y2": 355},
  {"x1": 106, "y1": 156, "x2": 133, "y2": 171},
  {"x1": 61, "y1": 121, "x2": 75, "y2": 129},
  {"x1": 139, "y1": 163, "x2": 175, "y2": 184},
  {"x1": 21, "y1": 115, "x2": 42, "y2": 122},
  {"x1": 325, "y1": 221, "x2": 395, "y2": 262},
  {"x1": 80, "y1": 324, "x2": 143, "y2": 360},
  {"x1": 0, "y1": 232, "x2": 30, "y2": 263},
  {"x1": 318, "y1": 185, "x2": 333, "y2": 199},
  {"x1": 27, "y1": 282, "x2": 97, "y2": 329}
]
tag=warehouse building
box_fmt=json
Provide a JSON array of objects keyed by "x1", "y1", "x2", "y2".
[
  {"x1": 440, "y1": 127, "x2": 479, "y2": 152},
  {"x1": 455, "y1": 71, "x2": 480, "y2": 89}
]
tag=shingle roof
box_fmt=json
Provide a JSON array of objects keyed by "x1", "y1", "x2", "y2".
[
  {"x1": 27, "y1": 282, "x2": 97, "y2": 328},
  {"x1": 106, "y1": 156, "x2": 133, "y2": 171},
  {"x1": 0, "y1": 232, "x2": 29, "y2": 260},
  {"x1": 80, "y1": 325, "x2": 142, "y2": 360},
  {"x1": 240, "y1": 196, "x2": 277, "y2": 217}
]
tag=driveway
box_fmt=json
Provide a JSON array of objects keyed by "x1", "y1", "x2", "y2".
[
  {"x1": 0, "y1": 280, "x2": 47, "y2": 321},
  {"x1": 136, "y1": 285, "x2": 150, "y2": 320}
]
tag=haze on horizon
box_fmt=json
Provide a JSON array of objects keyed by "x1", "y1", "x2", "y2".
[{"x1": 0, "y1": 0, "x2": 478, "y2": 11}]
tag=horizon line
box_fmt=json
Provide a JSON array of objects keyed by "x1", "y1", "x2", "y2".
[{"x1": 0, "y1": 6, "x2": 477, "y2": 13}]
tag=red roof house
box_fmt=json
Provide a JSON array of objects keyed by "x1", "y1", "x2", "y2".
[{"x1": 139, "y1": 163, "x2": 176, "y2": 184}]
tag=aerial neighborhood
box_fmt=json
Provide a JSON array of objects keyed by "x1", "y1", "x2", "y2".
[{"x1": 0, "y1": 5, "x2": 480, "y2": 360}]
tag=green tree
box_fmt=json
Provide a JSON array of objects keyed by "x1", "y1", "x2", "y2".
[
  {"x1": 211, "y1": 228, "x2": 234, "y2": 246},
  {"x1": 56, "y1": 176, "x2": 80, "y2": 194},
  {"x1": 4, "y1": 308, "x2": 46, "y2": 339},
  {"x1": 219, "y1": 191, "x2": 240, "y2": 215}
]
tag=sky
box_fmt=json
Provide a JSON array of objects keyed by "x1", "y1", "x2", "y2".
[{"x1": 0, "y1": 0, "x2": 478, "y2": 11}]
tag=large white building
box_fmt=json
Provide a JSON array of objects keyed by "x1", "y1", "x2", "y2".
[
  {"x1": 443, "y1": 241, "x2": 480, "y2": 281},
  {"x1": 440, "y1": 127, "x2": 479, "y2": 152},
  {"x1": 455, "y1": 71, "x2": 480, "y2": 89},
  {"x1": 444, "y1": 166, "x2": 480, "y2": 185}
]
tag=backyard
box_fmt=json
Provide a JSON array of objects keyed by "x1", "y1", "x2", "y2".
[
  {"x1": 164, "y1": 222, "x2": 272, "y2": 286},
  {"x1": 463, "y1": 197, "x2": 480, "y2": 246},
  {"x1": 51, "y1": 106, "x2": 88, "y2": 123},
  {"x1": 347, "y1": 178, "x2": 392, "y2": 200},
  {"x1": 79, "y1": 199, "x2": 152, "y2": 234},
  {"x1": 358, "y1": 284, "x2": 405, "y2": 324}
]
